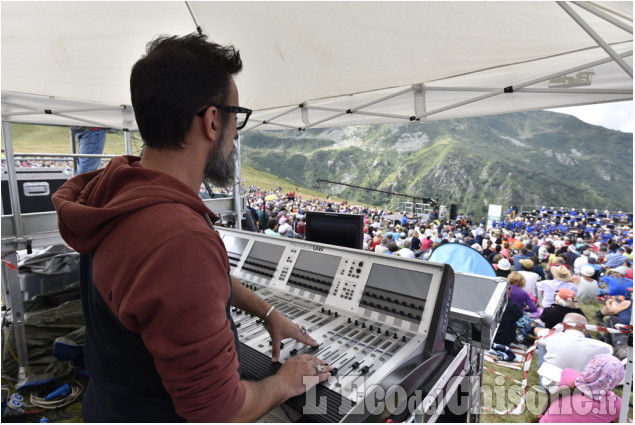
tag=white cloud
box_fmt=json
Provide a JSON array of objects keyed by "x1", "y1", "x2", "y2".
[{"x1": 547, "y1": 101, "x2": 633, "y2": 133}]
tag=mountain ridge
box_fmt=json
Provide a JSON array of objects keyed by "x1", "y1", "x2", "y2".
[{"x1": 240, "y1": 110, "x2": 633, "y2": 216}]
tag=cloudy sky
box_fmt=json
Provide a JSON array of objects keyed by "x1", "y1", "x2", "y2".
[{"x1": 547, "y1": 101, "x2": 633, "y2": 133}]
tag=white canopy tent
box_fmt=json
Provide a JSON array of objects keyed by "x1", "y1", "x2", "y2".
[
  {"x1": 1, "y1": 4, "x2": 633, "y2": 415},
  {"x1": 1, "y1": 1, "x2": 633, "y2": 132}
]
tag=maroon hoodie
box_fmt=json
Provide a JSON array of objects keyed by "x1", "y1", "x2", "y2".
[{"x1": 52, "y1": 156, "x2": 245, "y2": 421}]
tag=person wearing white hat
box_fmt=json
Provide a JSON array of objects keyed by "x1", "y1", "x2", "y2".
[
  {"x1": 496, "y1": 258, "x2": 511, "y2": 278},
  {"x1": 537, "y1": 265, "x2": 578, "y2": 308},
  {"x1": 570, "y1": 265, "x2": 599, "y2": 304}
]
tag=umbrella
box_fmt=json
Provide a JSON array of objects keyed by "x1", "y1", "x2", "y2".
[{"x1": 265, "y1": 194, "x2": 277, "y2": 201}]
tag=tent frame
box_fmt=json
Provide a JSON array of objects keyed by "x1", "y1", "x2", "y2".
[{"x1": 0, "y1": 2, "x2": 632, "y2": 416}]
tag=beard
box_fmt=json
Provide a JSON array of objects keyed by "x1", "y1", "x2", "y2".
[{"x1": 203, "y1": 127, "x2": 237, "y2": 187}]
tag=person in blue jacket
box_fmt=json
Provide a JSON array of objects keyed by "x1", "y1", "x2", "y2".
[{"x1": 599, "y1": 266, "x2": 632, "y2": 297}]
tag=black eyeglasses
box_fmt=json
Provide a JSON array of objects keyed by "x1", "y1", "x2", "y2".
[{"x1": 196, "y1": 105, "x2": 252, "y2": 130}]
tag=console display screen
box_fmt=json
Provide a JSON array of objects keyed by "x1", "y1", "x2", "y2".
[
  {"x1": 359, "y1": 264, "x2": 434, "y2": 322},
  {"x1": 287, "y1": 250, "x2": 341, "y2": 295},
  {"x1": 241, "y1": 241, "x2": 285, "y2": 279},
  {"x1": 366, "y1": 264, "x2": 432, "y2": 301},
  {"x1": 223, "y1": 235, "x2": 249, "y2": 258},
  {"x1": 246, "y1": 241, "x2": 285, "y2": 265}
]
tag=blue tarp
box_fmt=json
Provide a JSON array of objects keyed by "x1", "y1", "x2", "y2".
[{"x1": 428, "y1": 243, "x2": 496, "y2": 277}]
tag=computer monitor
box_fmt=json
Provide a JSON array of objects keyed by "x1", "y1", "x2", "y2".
[{"x1": 305, "y1": 211, "x2": 364, "y2": 249}]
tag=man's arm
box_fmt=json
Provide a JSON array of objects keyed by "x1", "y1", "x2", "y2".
[
  {"x1": 230, "y1": 276, "x2": 318, "y2": 361},
  {"x1": 231, "y1": 275, "x2": 271, "y2": 318}
]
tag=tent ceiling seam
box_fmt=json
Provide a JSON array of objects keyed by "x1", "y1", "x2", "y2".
[
  {"x1": 424, "y1": 41, "x2": 632, "y2": 87},
  {"x1": 572, "y1": 1, "x2": 633, "y2": 34},
  {"x1": 414, "y1": 49, "x2": 633, "y2": 120},
  {"x1": 558, "y1": 1, "x2": 633, "y2": 78},
  {"x1": 585, "y1": 1, "x2": 633, "y2": 22}
]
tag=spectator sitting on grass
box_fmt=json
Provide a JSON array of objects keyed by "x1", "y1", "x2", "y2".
[
  {"x1": 539, "y1": 288, "x2": 586, "y2": 329},
  {"x1": 508, "y1": 272, "x2": 537, "y2": 313},
  {"x1": 569, "y1": 265, "x2": 599, "y2": 304}
]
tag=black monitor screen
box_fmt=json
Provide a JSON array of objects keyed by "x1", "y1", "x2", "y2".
[{"x1": 305, "y1": 212, "x2": 363, "y2": 249}]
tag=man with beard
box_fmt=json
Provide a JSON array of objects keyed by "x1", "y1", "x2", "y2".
[{"x1": 52, "y1": 34, "x2": 331, "y2": 422}]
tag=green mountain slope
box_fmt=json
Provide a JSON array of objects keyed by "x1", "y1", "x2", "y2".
[{"x1": 241, "y1": 110, "x2": 633, "y2": 216}]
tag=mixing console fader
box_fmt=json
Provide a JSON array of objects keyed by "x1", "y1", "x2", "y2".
[{"x1": 218, "y1": 228, "x2": 455, "y2": 422}]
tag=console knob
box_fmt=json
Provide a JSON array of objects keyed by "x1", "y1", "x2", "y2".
[
  {"x1": 402, "y1": 335, "x2": 407, "y2": 342},
  {"x1": 358, "y1": 262, "x2": 364, "y2": 267},
  {"x1": 369, "y1": 325, "x2": 374, "y2": 331},
  {"x1": 362, "y1": 323, "x2": 366, "y2": 328},
  {"x1": 355, "y1": 319, "x2": 359, "y2": 326},
  {"x1": 347, "y1": 318, "x2": 352, "y2": 324},
  {"x1": 393, "y1": 332, "x2": 398, "y2": 339},
  {"x1": 385, "y1": 330, "x2": 390, "y2": 336}
]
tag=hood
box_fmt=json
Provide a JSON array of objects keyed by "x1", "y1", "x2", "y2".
[{"x1": 52, "y1": 156, "x2": 215, "y2": 254}]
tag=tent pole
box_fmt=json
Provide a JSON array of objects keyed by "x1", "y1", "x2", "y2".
[
  {"x1": 124, "y1": 130, "x2": 133, "y2": 155},
  {"x1": 1, "y1": 121, "x2": 24, "y2": 237},
  {"x1": 1, "y1": 247, "x2": 30, "y2": 377},
  {"x1": 0, "y1": 121, "x2": 30, "y2": 381},
  {"x1": 234, "y1": 135, "x2": 242, "y2": 231},
  {"x1": 571, "y1": 1, "x2": 633, "y2": 34},
  {"x1": 69, "y1": 128, "x2": 78, "y2": 174},
  {"x1": 413, "y1": 84, "x2": 427, "y2": 119},
  {"x1": 557, "y1": 1, "x2": 633, "y2": 78}
]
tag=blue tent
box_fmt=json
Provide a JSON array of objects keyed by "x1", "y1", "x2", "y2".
[{"x1": 428, "y1": 243, "x2": 496, "y2": 277}]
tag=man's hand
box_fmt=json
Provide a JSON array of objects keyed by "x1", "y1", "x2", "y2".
[
  {"x1": 266, "y1": 309, "x2": 318, "y2": 362},
  {"x1": 234, "y1": 354, "x2": 332, "y2": 422},
  {"x1": 277, "y1": 354, "x2": 333, "y2": 399}
]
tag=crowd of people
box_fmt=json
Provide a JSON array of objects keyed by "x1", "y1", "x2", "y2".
[
  {"x1": 2, "y1": 158, "x2": 74, "y2": 169},
  {"x1": 239, "y1": 187, "x2": 632, "y2": 422}
]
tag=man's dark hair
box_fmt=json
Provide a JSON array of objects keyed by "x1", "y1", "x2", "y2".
[{"x1": 130, "y1": 33, "x2": 243, "y2": 150}]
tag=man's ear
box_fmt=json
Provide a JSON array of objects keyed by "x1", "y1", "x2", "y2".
[{"x1": 203, "y1": 106, "x2": 221, "y2": 141}]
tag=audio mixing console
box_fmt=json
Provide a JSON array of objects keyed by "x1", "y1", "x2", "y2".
[{"x1": 220, "y1": 228, "x2": 456, "y2": 421}]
